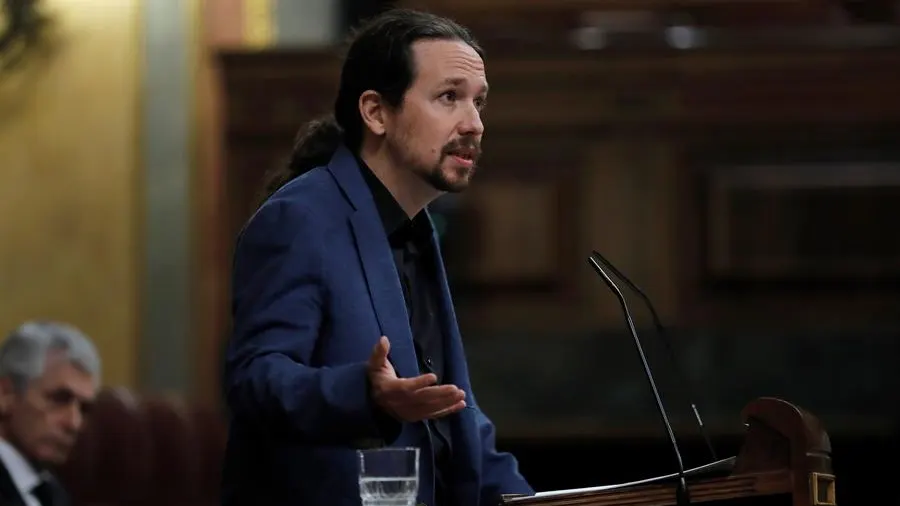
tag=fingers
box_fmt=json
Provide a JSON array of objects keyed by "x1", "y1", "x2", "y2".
[
  {"x1": 368, "y1": 336, "x2": 390, "y2": 369},
  {"x1": 396, "y1": 373, "x2": 438, "y2": 391},
  {"x1": 411, "y1": 384, "x2": 465, "y2": 405},
  {"x1": 427, "y1": 400, "x2": 467, "y2": 419},
  {"x1": 385, "y1": 382, "x2": 465, "y2": 419},
  {"x1": 373, "y1": 374, "x2": 466, "y2": 422},
  {"x1": 412, "y1": 386, "x2": 465, "y2": 415},
  {"x1": 367, "y1": 350, "x2": 468, "y2": 422}
]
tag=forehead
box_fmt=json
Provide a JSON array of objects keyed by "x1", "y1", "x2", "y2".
[
  {"x1": 32, "y1": 352, "x2": 97, "y2": 398},
  {"x1": 409, "y1": 39, "x2": 487, "y2": 88}
]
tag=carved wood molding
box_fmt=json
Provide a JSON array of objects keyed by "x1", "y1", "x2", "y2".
[
  {"x1": 397, "y1": 0, "x2": 899, "y2": 44},
  {"x1": 398, "y1": 0, "x2": 826, "y2": 18}
]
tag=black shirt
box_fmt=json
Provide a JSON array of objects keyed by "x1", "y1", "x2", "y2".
[{"x1": 359, "y1": 159, "x2": 454, "y2": 504}]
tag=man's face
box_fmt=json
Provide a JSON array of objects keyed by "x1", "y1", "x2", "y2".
[
  {"x1": 384, "y1": 38, "x2": 488, "y2": 193},
  {"x1": 0, "y1": 351, "x2": 97, "y2": 466}
]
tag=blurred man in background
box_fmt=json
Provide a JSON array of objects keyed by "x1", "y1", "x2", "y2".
[{"x1": 0, "y1": 321, "x2": 101, "y2": 506}]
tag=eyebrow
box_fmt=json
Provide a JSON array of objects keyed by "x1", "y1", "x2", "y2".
[
  {"x1": 47, "y1": 386, "x2": 93, "y2": 403},
  {"x1": 441, "y1": 77, "x2": 489, "y2": 95}
]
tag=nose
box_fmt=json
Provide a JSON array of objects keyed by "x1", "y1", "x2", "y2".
[
  {"x1": 61, "y1": 402, "x2": 83, "y2": 434},
  {"x1": 458, "y1": 101, "x2": 484, "y2": 137}
]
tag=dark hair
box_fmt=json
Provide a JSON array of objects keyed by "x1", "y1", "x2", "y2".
[{"x1": 260, "y1": 8, "x2": 483, "y2": 200}]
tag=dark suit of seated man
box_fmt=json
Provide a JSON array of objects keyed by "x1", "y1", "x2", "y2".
[
  {"x1": 0, "y1": 321, "x2": 100, "y2": 506},
  {"x1": 221, "y1": 8, "x2": 534, "y2": 506}
]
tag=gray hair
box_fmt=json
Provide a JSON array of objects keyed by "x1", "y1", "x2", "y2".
[{"x1": 0, "y1": 320, "x2": 101, "y2": 391}]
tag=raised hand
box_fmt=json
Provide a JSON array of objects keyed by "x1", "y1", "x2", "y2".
[{"x1": 367, "y1": 336, "x2": 466, "y2": 422}]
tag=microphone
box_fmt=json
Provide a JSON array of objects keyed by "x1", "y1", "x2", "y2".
[
  {"x1": 587, "y1": 254, "x2": 691, "y2": 506},
  {"x1": 590, "y1": 250, "x2": 718, "y2": 462}
]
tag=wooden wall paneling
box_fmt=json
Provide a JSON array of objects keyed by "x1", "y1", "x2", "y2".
[
  {"x1": 220, "y1": 48, "x2": 900, "y2": 137},
  {"x1": 216, "y1": 43, "x2": 900, "y2": 340},
  {"x1": 704, "y1": 162, "x2": 900, "y2": 282},
  {"x1": 624, "y1": 137, "x2": 682, "y2": 327},
  {"x1": 482, "y1": 50, "x2": 900, "y2": 134},
  {"x1": 485, "y1": 60, "x2": 680, "y2": 131},
  {"x1": 460, "y1": 181, "x2": 560, "y2": 288},
  {"x1": 220, "y1": 51, "x2": 340, "y2": 138},
  {"x1": 579, "y1": 136, "x2": 682, "y2": 330},
  {"x1": 220, "y1": 50, "x2": 343, "y2": 243},
  {"x1": 674, "y1": 129, "x2": 900, "y2": 329},
  {"x1": 677, "y1": 51, "x2": 900, "y2": 126},
  {"x1": 224, "y1": 139, "x2": 293, "y2": 238},
  {"x1": 223, "y1": 78, "x2": 338, "y2": 138}
]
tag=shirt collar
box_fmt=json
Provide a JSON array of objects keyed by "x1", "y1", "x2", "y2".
[
  {"x1": 0, "y1": 437, "x2": 42, "y2": 497},
  {"x1": 356, "y1": 155, "x2": 434, "y2": 246},
  {"x1": 357, "y1": 155, "x2": 409, "y2": 235}
]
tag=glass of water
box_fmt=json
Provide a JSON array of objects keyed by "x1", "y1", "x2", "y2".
[{"x1": 358, "y1": 447, "x2": 420, "y2": 506}]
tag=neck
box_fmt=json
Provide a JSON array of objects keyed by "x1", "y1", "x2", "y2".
[{"x1": 359, "y1": 144, "x2": 440, "y2": 217}]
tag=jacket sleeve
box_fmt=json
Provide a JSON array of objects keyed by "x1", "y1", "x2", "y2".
[
  {"x1": 223, "y1": 197, "x2": 399, "y2": 444},
  {"x1": 474, "y1": 403, "x2": 535, "y2": 504}
]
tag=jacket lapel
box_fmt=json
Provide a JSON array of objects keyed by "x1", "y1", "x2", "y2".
[
  {"x1": 328, "y1": 146, "x2": 420, "y2": 380},
  {"x1": 427, "y1": 229, "x2": 486, "y2": 506},
  {"x1": 426, "y1": 220, "x2": 474, "y2": 393},
  {"x1": 0, "y1": 460, "x2": 26, "y2": 506},
  {"x1": 349, "y1": 213, "x2": 419, "y2": 379}
]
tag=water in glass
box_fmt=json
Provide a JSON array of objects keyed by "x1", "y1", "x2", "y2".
[{"x1": 358, "y1": 447, "x2": 419, "y2": 506}]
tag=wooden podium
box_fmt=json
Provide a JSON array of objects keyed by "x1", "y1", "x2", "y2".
[{"x1": 501, "y1": 397, "x2": 836, "y2": 506}]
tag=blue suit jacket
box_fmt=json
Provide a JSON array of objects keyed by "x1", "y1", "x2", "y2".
[{"x1": 221, "y1": 145, "x2": 534, "y2": 506}]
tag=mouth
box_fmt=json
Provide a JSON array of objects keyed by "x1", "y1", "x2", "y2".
[
  {"x1": 447, "y1": 149, "x2": 477, "y2": 166},
  {"x1": 52, "y1": 438, "x2": 73, "y2": 452}
]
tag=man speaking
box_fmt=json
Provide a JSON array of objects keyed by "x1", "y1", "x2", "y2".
[{"x1": 222, "y1": 8, "x2": 533, "y2": 506}]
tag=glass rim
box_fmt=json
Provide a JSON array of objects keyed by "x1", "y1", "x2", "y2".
[{"x1": 358, "y1": 446, "x2": 419, "y2": 453}]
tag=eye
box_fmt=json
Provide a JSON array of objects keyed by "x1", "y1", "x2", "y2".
[
  {"x1": 439, "y1": 90, "x2": 457, "y2": 104},
  {"x1": 46, "y1": 388, "x2": 75, "y2": 406},
  {"x1": 475, "y1": 96, "x2": 487, "y2": 111}
]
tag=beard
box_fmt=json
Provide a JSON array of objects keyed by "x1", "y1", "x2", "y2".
[{"x1": 386, "y1": 134, "x2": 482, "y2": 193}]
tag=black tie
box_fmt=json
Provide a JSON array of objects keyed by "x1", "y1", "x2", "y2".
[{"x1": 31, "y1": 479, "x2": 55, "y2": 506}]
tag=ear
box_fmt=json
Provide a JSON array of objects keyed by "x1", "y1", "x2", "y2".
[
  {"x1": 358, "y1": 90, "x2": 387, "y2": 137},
  {"x1": 0, "y1": 378, "x2": 15, "y2": 417}
]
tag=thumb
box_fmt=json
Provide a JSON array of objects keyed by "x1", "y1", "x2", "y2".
[{"x1": 368, "y1": 336, "x2": 390, "y2": 368}]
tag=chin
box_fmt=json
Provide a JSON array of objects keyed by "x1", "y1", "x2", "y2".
[
  {"x1": 38, "y1": 448, "x2": 69, "y2": 466},
  {"x1": 433, "y1": 175, "x2": 472, "y2": 193},
  {"x1": 435, "y1": 166, "x2": 476, "y2": 193}
]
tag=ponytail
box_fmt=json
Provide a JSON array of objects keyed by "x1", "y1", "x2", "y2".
[{"x1": 259, "y1": 115, "x2": 344, "y2": 202}]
